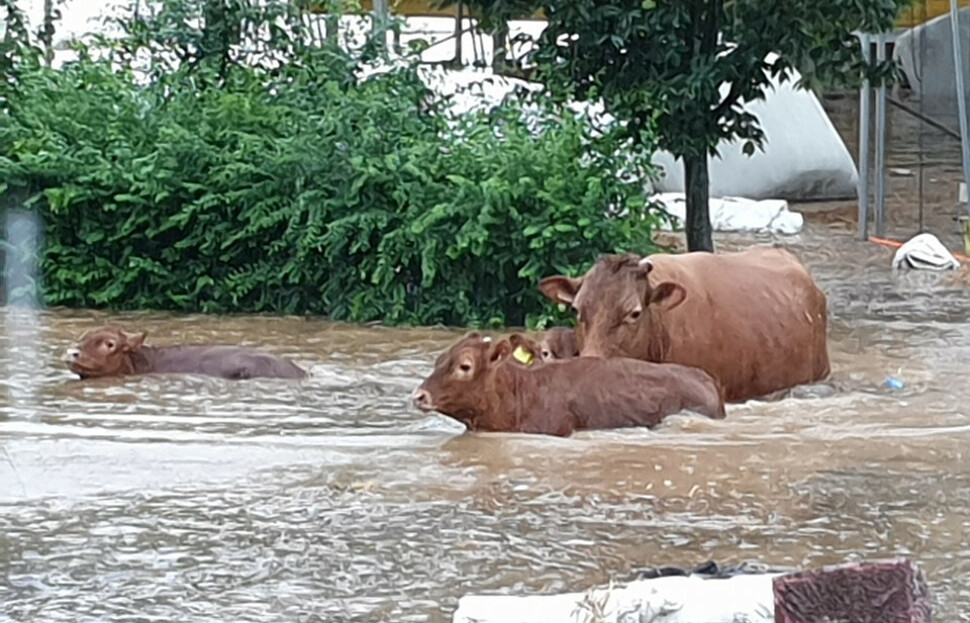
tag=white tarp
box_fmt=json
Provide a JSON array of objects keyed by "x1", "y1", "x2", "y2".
[
  {"x1": 654, "y1": 192, "x2": 804, "y2": 234},
  {"x1": 423, "y1": 65, "x2": 857, "y2": 204},
  {"x1": 651, "y1": 60, "x2": 859, "y2": 201},
  {"x1": 891, "y1": 232, "x2": 961, "y2": 270},
  {"x1": 453, "y1": 574, "x2": 779, "y2": 623}
]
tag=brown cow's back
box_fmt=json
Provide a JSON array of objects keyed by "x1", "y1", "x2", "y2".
[
  {"x1": 541, "y1": 358, "x2": 725, "y2": 431},
  {"x1": 645, "y1": 247, "x2": 828, "y2": 401},
  {"x1": 140, "y1": 345, "x2": 308, "y2": 380}
]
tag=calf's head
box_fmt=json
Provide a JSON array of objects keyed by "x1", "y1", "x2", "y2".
[
  {"x1": 538, "y1": 254, "x2": 686, "y2": 360},
  {"x1": 65, "y1": 326, "x2": 147, "y2": 379},
  {"x1": 542, "y1": 327, "x2": 579, "y2": 359},
  {"x1": 507, "y1": 328, "x2": 578, "y2": 363},
  {"x1": 412, "y1": 333, "x2": 512, "y2": 426}
]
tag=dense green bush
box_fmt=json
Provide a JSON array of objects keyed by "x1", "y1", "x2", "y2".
[{"x1": 0, "y1": 1, "x2": 661, "y2": 327}]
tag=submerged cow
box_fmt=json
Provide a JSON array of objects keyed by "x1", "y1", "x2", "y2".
[
  {"x1": 411, "y1": 333, "x2": 724, "y2": 437},
  {"x1": 508, "y1": 327, "x2": 579, "y2": 363},
  {"x1": 538, "y1": 246, "x2": 829, "y2": 402},
  {"x1": 64, "y1": 326, "x2": 307, "y2": 380}
]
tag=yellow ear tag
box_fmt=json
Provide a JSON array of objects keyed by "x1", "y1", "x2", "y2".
[{"x1": 512, "y1": 345, "x2": 534, "y2": 366}]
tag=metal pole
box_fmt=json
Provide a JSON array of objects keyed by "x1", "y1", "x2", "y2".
[
  {"x1": 874, "y1": 33, "x2": 888, "y2": 238},
  {"x1": 454, "y1": 2, "x2": 464, "y2": 66},
  {"x1": 950, "y1": 0, "x2": 970, "y2": 218},
  {"x1": 858, "y1": 33, "x2": 872, "y2": 240},
  {"x1": 373, "y1": 0, "x2": 389, "y2": 51}
]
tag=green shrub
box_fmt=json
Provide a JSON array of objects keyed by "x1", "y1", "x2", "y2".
[{"x1": 0, "y1": 2, "x2": 661, "y2": 328}]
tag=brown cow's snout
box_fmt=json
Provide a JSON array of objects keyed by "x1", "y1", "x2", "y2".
[{"x1": 412, "y1": 388, "x2": 434, "y2": 411}]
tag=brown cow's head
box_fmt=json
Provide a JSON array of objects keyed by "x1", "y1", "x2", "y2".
[
  {"x1": 412, "y1": 333, "x2": 513, "y2": 428},
  {"x1": 64, "y1": 326, "x2": 147, "y2": 379},
  {"x1": 538, "y1": 254, "x2": 686, "y2": 360},
  {"x1": 542, "y1": 327, "x2": 579, "y2": 360},
  {"x1": 507, "y1": 329, "x2": 578, "y2": 363}
]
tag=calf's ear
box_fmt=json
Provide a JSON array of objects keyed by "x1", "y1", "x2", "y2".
[
  {"x1": 508, "y1": 333, "x2": 540, "y2": 364},
  {"x1": 121, "y1": 331, "x2": 147, "y2": 351},
  {"x1": 487, "y1": 339, "x2": 513, "y2": 364},
  {"x1": 539, "y1": 276, "x2": 582, "y2": 305},
  {"x1": 636, "y1": 257, "x2": 655, "y2": 279},
  {"x1": 507, "y1": 333, "x2": 534, "y2": 351},
  {"x1": 650, "y1": 282, "x2": 686, "y2": 311}
]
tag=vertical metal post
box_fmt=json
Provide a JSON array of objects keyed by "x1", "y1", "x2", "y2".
[
  {"x1": 874, "y1": 33, "x2": 888, "y2": 238},
  {"x1": 325, "y1": 12, "x2": 339, "y2": 46},
  {"x1": 950, "y1": 0, "x2": 970, "y2": 218},
  {"x1": 454, "y1": 2, "x2": 464, "y2": 66},
  {"x1": 373, "y1": 0, "x2": 389, "y2": 51},
  {"x1": 858, "y1": 33, "x2": 872, "y2": 240}
]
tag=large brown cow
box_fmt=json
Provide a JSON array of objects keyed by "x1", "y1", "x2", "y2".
[
  {"x1": 65, "y1": 326, "x2": 308, "y2": 381},
  {"x1": 538, "y1": 246, "x2": 829, "y2": 402},
  {"x1": 411, "y1": 333, "x2": 725, "y2": 437}
]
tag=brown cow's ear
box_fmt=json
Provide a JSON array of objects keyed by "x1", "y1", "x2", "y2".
[
  {"x1": 539, "y1": 276, "x2": 582, "y2": 305},
  {"x1": 488, "y1": 339, "x2": 513, "y2": 364},
  {"x1": 507, "y1": 333, "x2": 536, "y2": 352},
  {"x1": 122, "y1": 331, "x2": 147, "y2": 351},
  {"x1": 508, "y1": 334, "x2": 540, "y2": 364},
  {"x1": 650, "y1": 282, "x2": 686, "y2": 311}
]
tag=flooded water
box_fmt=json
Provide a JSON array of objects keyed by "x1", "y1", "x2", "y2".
[{"x1": 2, "y1": 221, "x2": 970, "y2": 622}]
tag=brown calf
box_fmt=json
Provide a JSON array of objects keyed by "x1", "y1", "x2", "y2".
[
  {"x1": 412, "y1": 333, "x2": 725, "y2": 437},
  {"x1": 64, "y1": 326, "x2": 307, "y2": 380}
]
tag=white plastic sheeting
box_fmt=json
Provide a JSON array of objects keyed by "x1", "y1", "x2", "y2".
[
  {"x1": 891, "y1": 233, "x2": 961, "y2": 270},
  {"x1": 421, "y1": 64, "x2": 857, "y2": 203},
  {"x1": 651, "y1": 70, "x2": 858, "y2": 201},
  {"x1": 654, "y1": 192, "x2": 804, "y2": 235},
  {"x1": 419, "y1": 67, "x2": 542, "y2": 117},
  {"x1": 453, "y1": 574, "x2": 779, "y2": 623}
]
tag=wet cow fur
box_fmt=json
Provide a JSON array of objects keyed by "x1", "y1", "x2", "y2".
[
  {"x1": 65, "y1": 326, "x2": 307, "y2": 381},
  {"x1": 412, "y1": 333, "x2": 725, "y2": 437},
  {"x1": 538, "y1": 246, "x2": 830, "y2": 402}
]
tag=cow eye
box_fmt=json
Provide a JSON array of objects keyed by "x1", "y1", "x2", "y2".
[
  {"x1": 105, "y1": 341, "x2": 116, "y2": 350},
  {"x1": 458, "y1": 363, "x2": 472, "y2": 373},
  {"x1": 627, "y1": 309, "x2": 642, "y2": 322},
  {"x1": 541, "y1": 349, "x2": 551, "y2": 360}
]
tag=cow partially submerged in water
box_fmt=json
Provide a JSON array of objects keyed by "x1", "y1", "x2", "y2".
[
  {"x1": 65, "y1": 326, "x2": 307, "y2": 381},
  {"x1": 538, "y1": 246, "x2": 830, "y2": 402},
  {"x1": 508, "y1": 327, "x2": 579, "y2": 363},
  {"x1": 411, "y1": 333, "x2": 724, "y2": 437}
]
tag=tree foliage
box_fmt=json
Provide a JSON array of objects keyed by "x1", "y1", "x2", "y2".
[
  {"x1": 0, "y1": 0, "x2": 661, "y2": 327},
  {"x1": 449, "y1": 0, "x2": 909, "y2": 251}
]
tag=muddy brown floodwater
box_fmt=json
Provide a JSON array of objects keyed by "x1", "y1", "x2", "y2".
[{"x1": 1, "y1": 219, "x2": 969, "y2": 623}]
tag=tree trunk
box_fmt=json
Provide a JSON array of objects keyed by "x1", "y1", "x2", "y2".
[
  {"x1": 491, "y1": 23, "x2": 508, "y2": 73},
  {"x1": 42, "y1": 0, "x2": 54, "y2": 67},
  {"x1": 683, "y1": 154, "x2": 715, "y2": 253}
]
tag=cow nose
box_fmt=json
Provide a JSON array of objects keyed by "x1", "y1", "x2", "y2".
[
  {"x1": 65, "y1": 348, "x2": 80, "y2": 362},
  {"x1": 411, "y1": 388, "x2": 432, "y2": 409}
]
